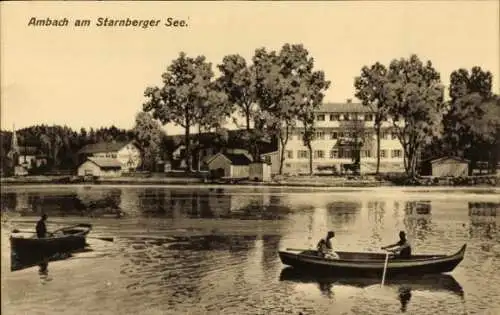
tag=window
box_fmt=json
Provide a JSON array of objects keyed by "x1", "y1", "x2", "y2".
[
  {"x1": 330, "y1": 132, "x2": 338, "y2": 139},
  {"x1": 339, "y1": 149, "x2": 351, "y2": 159},
  {"x1": 330, "y1": 114, "x2": 339, "y2": 121},
  {"x1": 365, "y1": 114, "x2": 373, "y2": 121},
  {"x1": 315, "y1": 131, "x2": 325, "y2": 140},
  {"x1": 380, "y1": 150, "x2": 387, "y2": 158},
  {"x1": 264, "y1": 156, "x2": 271, "y2": 164},
  {"x1": 314, "y1": 150, "x2": 325, "y2": 159},
  {"x1": 330, "y1": 150, "x2": 338, "y2": 158},
  {"x1": 317, "y1": 114, "x2": 325, "y2": 121},
  {"x1": 343, "y1": 114, "x2": 350, "y2": 121},
  {"x1": 112, "y1": 154, "x2": 117, "y2": 158},
  {"x1": 392, "y1": 149, "x2": 402, "y2": 158},
  {"x1": 338, "y1": 132, "x2": 344, "y2": 138},
  {"x1": 382, "y1": 132, "x2": 389, "y2": 140},
  {"x1": 286, "y1": 150, "x2": 293, "y2": 159},
  {"x1": 298, "y1": 150, "x2": 308, "y2": 159},
  {"x1": 362, "y1": 150, "x2": 372, "y2": 158}
]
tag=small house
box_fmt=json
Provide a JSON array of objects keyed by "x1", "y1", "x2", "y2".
[
  {"x1": 77, "y1": 157, "x2": 123, "y2": 178},
  {"x1": 77, "y1": 141, "x2": 142, "y2": 171},
  {"x1": 206, "y1": 153, "x2": 252, "y2": 179},
  {"x1": 430, "y1": 156, "x2": 469, "y2": 177}
]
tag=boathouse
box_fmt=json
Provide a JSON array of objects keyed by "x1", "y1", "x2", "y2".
[
  {"x1": 206, "y1": 153, "x2": 252, "y2": 179},
  {"x1": 430, "y1": 156, "x2": 469, "y2": 177},
  {"x1": 77, "y1": 157, "x2": 123, "y2": 177}
]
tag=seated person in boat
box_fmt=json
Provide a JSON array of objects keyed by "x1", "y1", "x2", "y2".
[
  {"x1": 36, "y1": 214, "x2": 48, "y2": 238},
  {"x1": 381, "y1": 231, "x2": 412, "y2": 258},
  {"x1": 316, "y1": 231, "x2": 340, "y2": 259}
]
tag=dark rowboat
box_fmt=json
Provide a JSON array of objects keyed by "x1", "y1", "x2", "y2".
[
  {"x1": 11, "y1": 224, "x2": 92, "y2": 258},
  {"x1": 278, "y1": 244, "x2": 466, "y2": 277}
]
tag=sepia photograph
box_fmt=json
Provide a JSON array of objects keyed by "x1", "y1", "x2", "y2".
[{"x1": 1, "y1": 1, "x2": 499, "y2": 314}]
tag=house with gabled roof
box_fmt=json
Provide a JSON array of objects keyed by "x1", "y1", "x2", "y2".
[
  {"x1": 77, "y1": 140, "x2": 142, "y2": 172},
  {"x1": 77, "y1": 156, "x2": 123, "y2": 177},
  {"x1": 205, "y1": 152, "x2": 253, "y2": 179}
]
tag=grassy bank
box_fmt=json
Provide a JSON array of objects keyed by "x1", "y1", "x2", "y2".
[{"x1": 1, "y1": 173, "x2": 498, "y2": 187}]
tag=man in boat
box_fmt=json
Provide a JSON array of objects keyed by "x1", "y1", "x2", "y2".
[
  {"x1": 381, "y1": 231, "x2": 412, "y2": 258},
  {"x1": 316, "y1": 231, "x2": 340, "y2": 259},
  {"x1": 36, "y1": 214, "x2": 48, "y2": 238}
]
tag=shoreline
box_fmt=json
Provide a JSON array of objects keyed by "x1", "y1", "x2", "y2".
[{"x1": 1, "y1": 175, "x2": 498, "y2": 189}]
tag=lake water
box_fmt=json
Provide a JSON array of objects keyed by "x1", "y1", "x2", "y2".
[{"x1": 1, "y1": 185, "x2": 499, "y2": 315}]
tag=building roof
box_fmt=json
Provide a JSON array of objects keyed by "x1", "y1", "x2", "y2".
[
  {"x1": 317, "y1": 102, "x2": 371, "y2": 113},
  {"x1": 19, "y1": 146, "x2": 39, "y2": 156},
  {"x1": 431, "y1": 156, "x2": 470, "y2": 164},
  {"x1": 77, "y1": 141, "x2": 132, "y2": 155},
  {"x1": 224, "y1": 153, "x2": 252, "y2": 165},
  {"x1": 207, "y1": 152, "x2": 252, "y2": 166},
  {"x1": 87, "y1": 157, "x2": 123, "y2": 169}
]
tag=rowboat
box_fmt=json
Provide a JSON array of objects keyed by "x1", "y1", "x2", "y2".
[
  {"x1": 278, "y1": 244, "x2": 466, "y2": 277},
  {"x1": 10, "y1": 224, "x2": 92, "y2": 259}
]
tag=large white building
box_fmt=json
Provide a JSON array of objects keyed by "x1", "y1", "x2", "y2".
[{"x1": 262, "y1": 101, "x2": 405, "y2": 175}]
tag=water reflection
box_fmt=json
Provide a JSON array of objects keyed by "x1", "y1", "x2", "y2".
[
  {"x1": 404, "y1": 201, "x2": 433, "y2": 241},
  {"x1": 279, "y1": 267, "x2": 464, "y2": 312}
]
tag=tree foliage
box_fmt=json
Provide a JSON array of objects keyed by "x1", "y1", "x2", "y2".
[
  {"x1": 443, "y1": 67, "x2": 499, "y2": 172},
  {"x1": 354, "y1": 62, "x2": 389, "y2": 174},
  {"x1": 143, "y1": 52, "x2": 227, "y2": 171},
  {"x1": 382, "y1": 55, "x2": 445, "y2": 177},
  {"x1": 253, "y1": 44, "x2": 328, "y2": 174},
  {"x1": 133, "y1": 112, "x2": 167, "y2": 171}
]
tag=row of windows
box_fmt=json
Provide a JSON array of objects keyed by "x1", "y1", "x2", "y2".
[
  {"x1": 292, "y1": 131, "x2": 397, "y2": 141},
  {"x1": 287, "y1": 149, "x2": 403, "y2": 159},
  {"x1": 315, "y1": 113, "x2": 398, "y2": 122}
]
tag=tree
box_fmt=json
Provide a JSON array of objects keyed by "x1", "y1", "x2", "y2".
[
  {"x1": 254, "y1": 44, "x2": 325, "y2": 174},
  {"x1": 382, "y1": 55, "x2": 445, "y2": 177},
  {"x1": 444, "y1": 67, "x2": 498, "y2": 173},
  {"x1": 143, "y1": 52, "x2": 215, "y2": 171},
  {"x1": 133, "y1": 112, "x2": 166, "y2": 171},
  {"x1": 216, "y1": 54, "x2": 262, "y2": 160},
  {"x1": 294, "y1": 69, "x2": 330, "y2": 175},
  {"x1": 354, "y1": 62, "x2": 389, "y2": 174},
  {"x1": 193, "y1": 85, "x2": 232, "y2": 170}
]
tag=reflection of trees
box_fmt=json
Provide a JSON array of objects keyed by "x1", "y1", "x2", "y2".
[
  {"x1": 468, "y1": 202, "x2": 499, "y2": 217},
  {"x1": 1, "y1": 192, "x2": 17, "y2": 212},
  {"x1": 326, "y1": 201, "x2": 361, "y2": 226},
  {"x1": 367, "y1": 201, "x2": 386, "y2": 242},
  {"x1": 403, "y1": 201, "x2": 432, "y2": 241},
  {"x1": 468, "y1": 203, "x2": 497, "y2": 240},
  {"x1": 138, "y1": 188, "x2": 172, "y2": 217},
  {"x1": 262, "y1": 235, "x2": 281, "y2": 274}
]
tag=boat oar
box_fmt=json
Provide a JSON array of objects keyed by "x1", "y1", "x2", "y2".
[
  {"x1": 381, "y1": 251, "x2": 390, "y2": 287},
  {"x1": 11, "y1": 229, "x2": 114, "y2": 242}
]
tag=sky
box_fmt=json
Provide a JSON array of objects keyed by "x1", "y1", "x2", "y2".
[{"x1": 1, "y1": 1, "x2": 499, "y2": 135}]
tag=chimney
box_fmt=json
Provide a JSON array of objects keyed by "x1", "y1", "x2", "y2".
[{"x1": 346, "y1": 99, "x2": 352, "y2": 103}]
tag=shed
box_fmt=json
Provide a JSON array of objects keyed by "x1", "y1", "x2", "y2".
[
  {"x1": 206, "y1": 153, "x2": 252, "y2": 179},
  {"x1": 431, "y1": 156, "x2": 470, "y2": 177},
  {"x1": 77, "y1": 157, "x2": 123, "y2": 178}
]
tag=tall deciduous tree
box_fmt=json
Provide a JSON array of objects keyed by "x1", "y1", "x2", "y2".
[
  {"x1": 444, "y1": 67, "x2": 498, "y2": 173},
  {"x1": 254, "y1": 44, "x2": 326, "y2": 174},
  {"x1": 143, "y1": 52, "x2": 215, "y2": 171},
  {"x1": 133, "y1": 112, "x2": 166, "y2": 171},
  {"x1": 382, "y1": 55, "x2": 445, "y2": 178},
  {"x1": 354, "y1": 62, "x2": 389, "y2": 174},
  {"x1": 295, "y1": 69, "x2": 330, "y2": 175},
  {"x1": 216, "y1": 54, "x2": 262, "y2": 160}
]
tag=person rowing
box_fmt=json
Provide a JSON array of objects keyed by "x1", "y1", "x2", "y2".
[
  {"x1": 316, "y1": 231, "x2": 340, "y2": 259},
  {"x1": 381, "y1": 231, "x2": 412, "y2": 258},
  {"x1": 36, "y1": 213, "x2": 49, "y2": 238}
]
